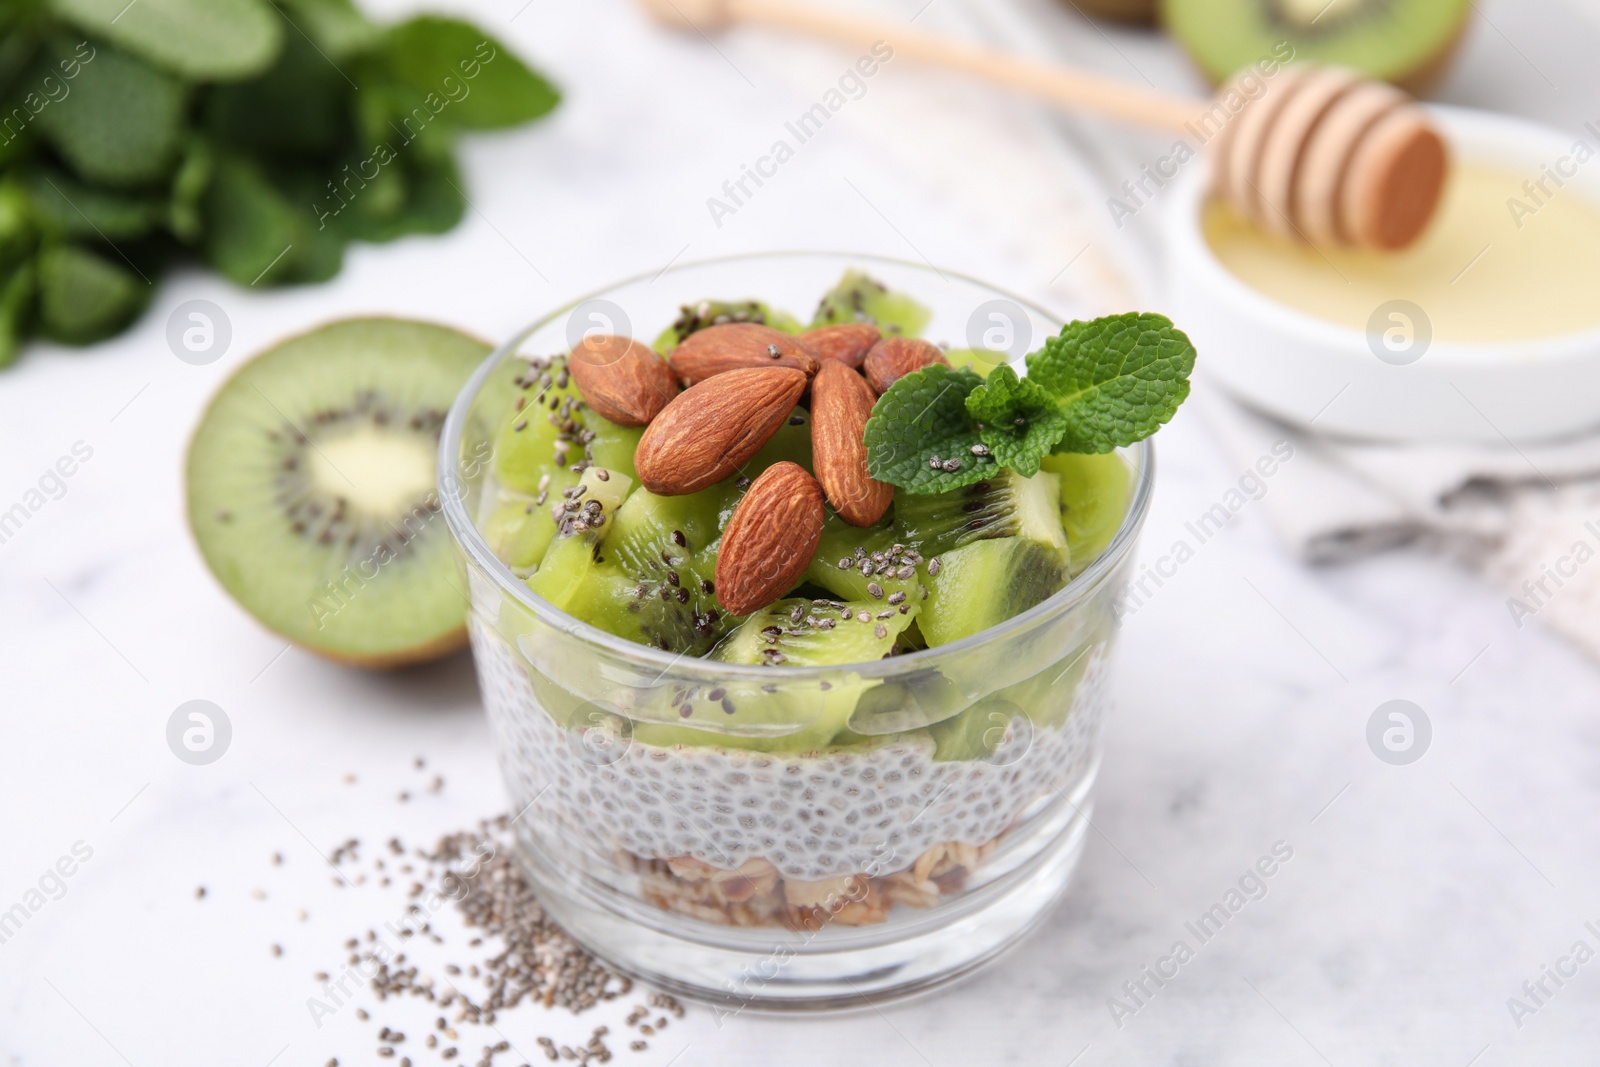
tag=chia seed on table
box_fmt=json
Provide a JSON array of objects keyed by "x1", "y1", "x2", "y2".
[{"x1": 309, "y1": 816, "x2": 676, "y2": 1063}]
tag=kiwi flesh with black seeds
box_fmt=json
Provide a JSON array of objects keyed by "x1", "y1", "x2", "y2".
[
  {"x1": 186, "y1": 318, "x2": 490, "y2": 668},
  {"x1": 652, "y1": 299, "x2": 803, "y2": 353},
  {"x1": 1163, "y1": 0, "x2": 1471, "y2": 93},
  {"x1": 810, "y1": 269, "x2": 931, "y2": 337}
]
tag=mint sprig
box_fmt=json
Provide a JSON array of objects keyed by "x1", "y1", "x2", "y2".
[
  {"x1": 863, "y1": 364, "x2": 993, "y2": 493},
  {"x1": 864, "y1": 313, "x2": 1195, "y2": 492},
  {"x1": 1027, "y1": 312, "x2": 1196, "y2": 455},
  {"x1": 965, "y1": 365, "x2": 1067, "y2": 478}
]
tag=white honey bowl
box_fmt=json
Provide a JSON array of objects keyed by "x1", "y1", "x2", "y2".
[{"x1": 1165, "y1": 106, "x2": 1600, "y2": 444}]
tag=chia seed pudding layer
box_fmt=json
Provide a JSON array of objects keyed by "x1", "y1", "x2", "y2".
[{"x1": 472, "y1": 619, "x2": 1109, "y2": 894}]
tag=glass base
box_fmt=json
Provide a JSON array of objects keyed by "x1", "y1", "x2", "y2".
[{"x1": 511, "y1": 778, "x2": 1093, "y2": 1013}]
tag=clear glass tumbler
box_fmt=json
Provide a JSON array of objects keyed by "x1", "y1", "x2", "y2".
[{"x1": 439, "y1": 252, "x2": 1153, "y2": 1010}]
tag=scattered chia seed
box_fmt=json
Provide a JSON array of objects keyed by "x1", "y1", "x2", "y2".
[
  {"x1": 767, "y1": 344, "x2": 782, "y2": 358},
  {"x1": 941, "y1": 459, "x2": 962, "y2": 472},
  {"x1": 866, "y1": 582, "x2": 884, "y2": 600},
  {"x1": 970, "y1": 443, "x2": 991, "y2": 457},
  {"x1": 874, "y1": 624, "x2": 887, "y2": 639},
  {"x1": 888, "y1": 591, "x2": 906, "y2": 605},
  {"x1": 928, "y1": 456, "x2": 942, "y2": 470},
  {"x1": 928, "y1": 557, "x2": 943, "y2": 576},
  {"x1": 594, "y1": 469, "x2": 609, "y2": 481}
]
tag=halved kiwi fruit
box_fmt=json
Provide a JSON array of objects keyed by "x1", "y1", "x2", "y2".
[
  {"x1": 1070, "y1": 0, "x2": 1158, "y2": 24},
  {"x1": 1163, "y1": 0, "x2": 1471, "y2": 92},
  {"x1": 186, "y1": 318, "x2": 489, "y2": 667}
]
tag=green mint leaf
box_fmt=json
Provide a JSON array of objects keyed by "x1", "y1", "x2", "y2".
[
  {"x1": 864, "y1": 364, "x2": 994, "y2": 493},
  {"x1": 964, "y1": 364, "x2": 1068, "y2": 478},
  {"x1": 275, "y1": 0, "x2": 380, "y2": 61},
  {"x1": 31, "y1": 42, "x2": 185, "y2": 188},
  {"x1": 1026, "y1": 312, "x2": 1196, "y2": 454},
  {"x1": 385, "y1": 17, "x2": 560, "y2": 131},
  {"x1": 50, "y1": 0, "x2": 283, "y2": 81},
  {"x1": 36, "y1": 244, "x2": 148, "y2": 345}
]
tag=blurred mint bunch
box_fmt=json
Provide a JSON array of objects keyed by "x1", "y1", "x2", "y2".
[{"x1": 0, "y1": 0, "x2": 560, "y2": 365}]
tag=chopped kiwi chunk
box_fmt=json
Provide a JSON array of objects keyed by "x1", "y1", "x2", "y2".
[
  {"x1": 1041, "y1": 452, "x2": 1130, "y2": 575},
  {"x1": 893, "y1": 469, "x2": 1068, "y2": 561},
  {"x1": 631, "y1": 597, "x2": 917, "y2": 752},
  {"x1": 928, "y1": 697, "x2": 1028, "y2": 762},
  {"x1": 186, "y1": 318, "x2": 487, "y2": 667},
  {"x1": 804, "y1": 512, "x2": 925, "y2": 605},
  {"x1": 486, "y1": 354, "x2": 644, "y2": 569},
  {"x1": 712, "y1": 595, "x2": 916, "y2": 668},
  {"x1": 525, "y1": 484, "x2": 735, "y2": 655},
  {"x1": 810, "y1": 269, "x2": 931, "y2": 337},
  {"x1": 919, "y1": 538, "x2": 1068, "y2": 647},
  {"x1": 652, "y1": 299, "x2": 802, "y2": 353}
]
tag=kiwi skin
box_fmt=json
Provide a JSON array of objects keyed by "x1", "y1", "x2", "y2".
[
  {"x1": 1070, "y1": 0, "x2": 1159, "y2": 25},
  {"x1": 185, "y1": 317, "x2": 490, "y2": 671}
]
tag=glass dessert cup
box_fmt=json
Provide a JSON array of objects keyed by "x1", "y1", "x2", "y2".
[{"x1": 439, "y1": 252, "x2": 1154, "y2": 1011}]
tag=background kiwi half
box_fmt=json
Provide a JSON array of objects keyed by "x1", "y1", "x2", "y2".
[
  {"x1": 187, "y1": 318, "x2": 489, "y2": 668},
  {"x1": 1163, "y1": 0, "x2": 1472, "y2": 92},
  {"x1": 1068, "y1": 0, "x2": 1160, "y2": 25}
]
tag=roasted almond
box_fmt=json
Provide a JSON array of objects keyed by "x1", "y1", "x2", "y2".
[
  {"x1": 634, "y1": 367, "x2": 808, "y2": 495},
  {"x1": 669, "y1": 323, "x2": 820, "y2": 386},
  {"x1": 715, "y1": 461, "x2": 825, "y2": 616},
  {"x1": 863, "y1": 337, "x2": 949, "y2": 395},
  {"x1": 566, "y1": 334, "x2": 679, "y2": 427},
  {"x1": 811, "y1": 362, "x2": 892, "y2": 527},
  {"x1": 798, "y1": 323, "x2": 880, "y2": 369}
]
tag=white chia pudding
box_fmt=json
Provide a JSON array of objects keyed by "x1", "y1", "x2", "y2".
[{"x1": 472, "y1": 619, "x2": 1110, "y2": 928}]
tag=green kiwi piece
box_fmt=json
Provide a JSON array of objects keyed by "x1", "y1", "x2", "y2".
[
  {"x1": 186, "y1": 318, "x2": 488, "y2": 667},
  {"x1": 919, "y1": 537, "x2": 1069, "y2": 647},
  {"x1": 524, "y1": 484, "x2": 735, "y2": 655},
  {"x1": 804, "y1": 511, "x2": 924, "y2": 605},
  {"x1": 486, "y1": 354, "x2": 644, "y2": 570},
  {"x1": 928, "y1": 697, "x2": 1028, "y2": 762},
  {"x1": 1163, "y1": 0, "x2": 1470, "y2": 92},
  {"x1": 651, "y1": 299, "x2": 803, "y2": 354},
  {"x1": 810, "y1": 269, "x2": 931, "y2": 337},
  {"x1": 1040, "y1": 452, "x2": 1132, "y2": 575},
  {"x1": 893, "y1": 468, "x2": 1069, "y2": 561},
  {"x1": 631, "y1": 596, "x2": 916, "y2": 752}
]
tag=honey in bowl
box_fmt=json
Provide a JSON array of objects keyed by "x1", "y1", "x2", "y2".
[{"x1": 1202, "y1": 160, "x2": 1600, "y2": 343}]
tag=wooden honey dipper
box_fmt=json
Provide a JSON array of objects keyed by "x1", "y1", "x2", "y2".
[{"x1": 641, "y1": 0, "x2": 1449, "y2": 250}]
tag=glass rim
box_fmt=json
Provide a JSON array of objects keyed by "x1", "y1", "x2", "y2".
[{"x1": 438, "y1": 249, "x2": 1154, "y2": 681}]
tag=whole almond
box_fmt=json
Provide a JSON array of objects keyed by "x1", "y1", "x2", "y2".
[
  {"x1": 798, "y1": 323, "x2": 880, "y2": 369},
  {"x1": 567, "y1": 335, "x2": 679, "y2": 426},
  {"x1": 811, "y1": 362, "x2": 892, "y2": 527},
  {"x1": 670, "y1": 323, "x2": 820, "y2": 386},
  {"x1": 635, "y1": 367, "x2": 808, "y2": 495},
  {"x1": 715, "y1": 461, "x2": 824, "y2": 616},
  {"x1": 863, "y1": 337, "x2": 949, "y2": 395}
]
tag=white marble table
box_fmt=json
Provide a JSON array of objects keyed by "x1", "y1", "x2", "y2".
[{"x1": 4, "y1": 1, "x2": 1599, "y2": 1064}]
